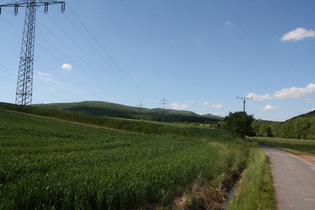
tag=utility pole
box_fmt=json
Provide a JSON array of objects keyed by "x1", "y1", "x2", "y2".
[
  {"x1": 0, "y1": 0, "x2": 65, "y2": 106},
  {"x1": 237, "y1": 96, "x2": 253, "y2": 112}
]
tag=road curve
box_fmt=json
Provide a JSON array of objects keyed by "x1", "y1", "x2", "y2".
[{"x1": 262, "y1": 145, "x2": 315, "y2": 210}]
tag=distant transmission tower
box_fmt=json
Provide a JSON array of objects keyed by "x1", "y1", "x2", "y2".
[
  {"x1": 237, "y1": 96, "x2": 253, "y2": 112},
  {"x1": 160, "y1": 97, "x2": 169, "y2": 112},
  {"x1": 0, "y1": 0, "x2": 65, "y2": 105},
  {"x1": 138, "y1": 102, "x2": 145, "y2": 110}
]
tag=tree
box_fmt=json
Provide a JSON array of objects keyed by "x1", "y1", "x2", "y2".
[
  {"x1": 224, "y1": 111, "x2": 254, "y2": 139},
  {"x1": 266, "y1": 126, "x2": 273, "y2": 137},
  {"x1": 251, "y1": 119, "x2": 262, "y2": 136},
  {"x1": 258, "y1": 123, "x2": 267, "y2": 136},
  {"x1": 294, "y1": 118, "x2": 311, "y2": 139}
]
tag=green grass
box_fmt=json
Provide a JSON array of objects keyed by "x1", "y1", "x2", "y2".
[
  {"x1": 0, "y1": 109, "x2": 253, "y2": 209},
  {"x1": 228, "y1": 148, "x2": 276, "y2": 210},
  {"x1": 247, "y1": 136, "x2": 315, "y2": 155}
]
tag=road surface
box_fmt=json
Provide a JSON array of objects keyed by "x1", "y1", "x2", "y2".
[{"x1": 262, "y1": 145, "x2": 315, "y2": 210}]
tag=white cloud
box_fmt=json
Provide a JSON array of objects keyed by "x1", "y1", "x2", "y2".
[
  {"x1": 210, "y1": 112, "x2": 225, "y2": 116},
  {"x1": 225, "y1": 21, "x2": 231, "y2": 25},
  {"x1": 281, "y1": 28, "x2": 315, "y2": 41},
  {"x1": 38, "y1": 72, "x2": 53, "y2": 81},
  {"x1": 38, "y1": 72, "x2": 52, "y2": 77},
  {"x1": 212, "y1": 104, "x2": 222, "y2": 108},
  {"x1": 188, "y1": 100, "x2": 195, "y2": 104},
  {"x1": 273, "y1": 83, "x2": 315, "y2": 99},
  {"x1": 61, "y1": 63, "x2": 72, "y2": 71},
  {"x1": 247, "y1": 83, "x2": 315, "y2": 101},
  {"x1": 203, "y1": 102, "x2": 222, "y2": 108},
  {"x1": 304, "y1": 98, "x2": 315, "y2": 104},
  {"x1": 261, "y1": 105, "x2": 277, "y2": 111},
  {"x1": 247, "y1": 93, "x2": 272, "y2": 101},
  {"x1": 170, "y1": 103, "x2": 188, "y2": 110}
]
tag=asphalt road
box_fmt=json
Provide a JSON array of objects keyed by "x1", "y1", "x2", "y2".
[{"x1": 262, "y1": 145, "x2": 315, "y2": 210}]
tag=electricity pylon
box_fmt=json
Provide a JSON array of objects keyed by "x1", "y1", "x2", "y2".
[
  {"x1": 160, "y1": 97, "x2": 169, "y2": 122},
  {"x1": 160, "y1": 97, "x2": 169, "y2": 112},
  {"x1": 138, "y1": 102, "x2": 145, "y2": 110},
  {"x1": 0, "y1": 0, "x2": 65, "y2": 105},
  {"x1": 237, "y1": 96, "x2": 253, "y2": 112}
]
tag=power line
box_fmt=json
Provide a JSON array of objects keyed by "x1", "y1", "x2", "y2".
[
  {"x1": 41, "y1": 7, "x2": 131, "y2": 99},
  {"x1": 0, "y1": 63, "x2": 88, "y2": 103},
  {"x1": 64, "y1": 4, "x2": 157, "y2": 100}
]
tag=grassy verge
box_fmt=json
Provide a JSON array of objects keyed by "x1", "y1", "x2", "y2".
[
  {"x1": 247, "y1": 136, "x2": 315, "y2": 155},
  {"x1": 228, "y1": 148, "x2": 276, "y2": 210}
]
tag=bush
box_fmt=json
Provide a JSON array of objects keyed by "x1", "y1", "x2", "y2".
[{"x1": 224, "y1": 112, "x2": 254, "y2": 139}]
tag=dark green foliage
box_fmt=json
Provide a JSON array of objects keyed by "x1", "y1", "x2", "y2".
[
  {"x1": 266, "y1": 126, "x2": 273, "y2": 137},
  {"x1": 251, "y1": 110, "x2": 315, "y2": 140},
  {"x1": 224, "y1": 112, "x2": 254, "y2": 139}
]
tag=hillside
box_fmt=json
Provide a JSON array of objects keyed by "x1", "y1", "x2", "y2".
[
  {"x1": 253, "y1": 110, "x2": 315, "y2": 139},
  {"x1": 34, "y1": 101, "x2": 223, "y2": 123}
]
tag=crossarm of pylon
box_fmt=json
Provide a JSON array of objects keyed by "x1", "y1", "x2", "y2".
[{"x1": 0, "y1": 1, "x2": 65, "y2": 7}]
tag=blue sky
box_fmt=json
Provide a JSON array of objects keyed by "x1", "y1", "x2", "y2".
[{"x1": 1, "y1": 0, "x2": 315, "y2": 121}]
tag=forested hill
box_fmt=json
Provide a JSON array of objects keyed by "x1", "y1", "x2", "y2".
[
  {"x1": 252, "y1": 110, "x2": 315, "y2": 139},
  {"x1": 34, "y1": 101, "x2": 223, "y2": 123}
]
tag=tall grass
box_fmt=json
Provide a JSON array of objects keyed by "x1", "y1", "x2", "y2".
[
  {"x1": 0, "y1": 109, "x2": 251, "y2": 209},
  {"x1": 228, "y1": 148, "x2": 276, "y2": 209}
]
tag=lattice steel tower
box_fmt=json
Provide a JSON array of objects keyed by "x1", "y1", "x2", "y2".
[{"x1": 0, "y1": 1, "x2": 65, "y2": 105}]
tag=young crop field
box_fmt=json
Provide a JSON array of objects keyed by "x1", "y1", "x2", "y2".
[{"x1": 0, "y1": 109, "x2": 268, "y2": 209}]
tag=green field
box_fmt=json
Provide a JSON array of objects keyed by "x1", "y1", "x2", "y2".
[
  {"x1": 247, "y1": 136, "x2": 315, "y2": 155},
  {"x1": 0, "y1": 102, "x2": 223, "y2": 137},
  {"x1": 0, "y1": 107, "x2": 274, "y2": 209}
]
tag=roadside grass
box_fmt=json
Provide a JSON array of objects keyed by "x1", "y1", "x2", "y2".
[
  {"x1": 228, "y1": 148, "x2": 276, "y2": 210},
  {"x1": 0, "y1": 108, "x2": 256, "y2": 209},
  {"x1": 247, "y1": 136, "x2": 315, "y2": 155}
]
